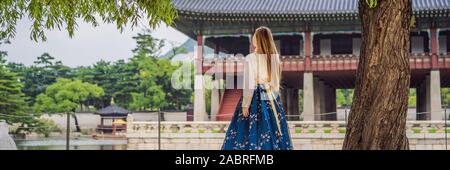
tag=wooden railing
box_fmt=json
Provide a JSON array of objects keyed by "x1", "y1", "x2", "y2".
[
  {"x1": 438, "y1": 52, "x2": 450, "y2": 68},
  {"x1": 410, "y1": 53, "x2": 432, "y2": 69},
  {"x1": 310, "y1": 54, "x2": 359, "y2": 71},
  {"x1": 202, "y1": 53, "x2": 441, "y2": 73}
]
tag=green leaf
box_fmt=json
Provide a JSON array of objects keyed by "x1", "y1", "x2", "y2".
[
  {"x1": 0, "y1": 0, "x2": 177, "y2": 41},
  {"x1": 366, "y1": 0, "x2": 378, "y2": 8}
]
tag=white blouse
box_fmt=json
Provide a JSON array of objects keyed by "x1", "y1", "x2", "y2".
[{"x1": 242, "y1": 53, "x2": 281, "y2": 109}]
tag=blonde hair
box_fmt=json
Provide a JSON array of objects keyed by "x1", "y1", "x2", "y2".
[{"x1": 253, "y1": 26, "x2": 281, "y2": 90}]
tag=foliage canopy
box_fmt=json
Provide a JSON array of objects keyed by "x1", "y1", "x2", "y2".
[{"x1": 0, "y1": 0, "x2": 177, "y2": 41}]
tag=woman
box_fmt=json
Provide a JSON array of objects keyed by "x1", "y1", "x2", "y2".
[{"x1": 222, "y1": 27, "x2": 293, "y2": 150}]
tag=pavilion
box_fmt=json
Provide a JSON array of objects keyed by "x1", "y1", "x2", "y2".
[
  {"x1": 171, "y1": 0, "x2": 450, "y2": 121},
  {"x1": 94, "y1": 100, "x2": 130, "y2": 134}
]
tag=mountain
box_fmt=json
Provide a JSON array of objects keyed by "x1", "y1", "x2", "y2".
[{"x1": 161, "y1": 39, "x2": 214, "y2": 61}]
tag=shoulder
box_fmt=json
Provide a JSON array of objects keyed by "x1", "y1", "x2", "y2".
[
  {"x1": 246, "y1": 53, "x2": 257, "y2": 58},
  {"x1": 244, "y1": 53, "x2": 256, "y2": 61}
]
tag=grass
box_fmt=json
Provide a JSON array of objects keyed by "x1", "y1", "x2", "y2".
[
  {"x1": 173, "y1": 126, "x2": 450, "y2": 134},
  {"x1": 428, "y1": 128, "x2": 437, "y2": 133},
  {"x1": 294, "y1": 129, "x2": 340, "y2": 134},
  {"x1": 211, "y1": 129, "x2": 221, "y2": 133},
  {"x1": 411, "y1": 128, "x2": 447, "y2": 133},
  {"x1": 412, "y1": 128, "x2": 421, "y2": 133},
  {"x1": 181, "y1": 129, "x2": 209, "y2": 133},
  {"x1": 174, "y1": 127, "x2": 450, "y2": 134}
]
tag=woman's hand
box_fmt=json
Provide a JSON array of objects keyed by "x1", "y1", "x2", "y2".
[{"x1": 242, "y1": 106, "x2": 249, "y2": 117}]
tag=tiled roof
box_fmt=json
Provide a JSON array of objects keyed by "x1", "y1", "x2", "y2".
[
  {"x1": 95, "y1": 105, "x2": 130, "y2": 116},
  {"x1": 172, "y1": 0, "x2": 450, "y2": 14}
]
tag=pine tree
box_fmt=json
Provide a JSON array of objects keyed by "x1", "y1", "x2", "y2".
[{"x1": 0, "y1": 52, "x2": 40, "y2": 128}]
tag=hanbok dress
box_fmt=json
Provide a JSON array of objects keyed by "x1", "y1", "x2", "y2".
[{"x1": 222, "y1": 53, "x2": 293, "y2": 150}]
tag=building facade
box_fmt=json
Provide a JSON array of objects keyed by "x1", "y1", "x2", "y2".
[{"x1": 171, "y1": 0, "x2": 450, "y2": 121}]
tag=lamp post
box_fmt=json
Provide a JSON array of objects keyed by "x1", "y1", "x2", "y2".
[
  {"x1": 66, "y1": 112, "x2": 70, "y2": 150},
  {"x1": 158, "y1": 109, "x2": 161, "y2": 150}
]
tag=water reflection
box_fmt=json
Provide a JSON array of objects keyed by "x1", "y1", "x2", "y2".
[{"x1": 15, "y1": 138, "x2": 127, "y2": 150}]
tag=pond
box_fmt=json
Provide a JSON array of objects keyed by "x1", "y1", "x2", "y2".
[{"x1": 14, "y1": 137, "x2": 128, "y2": 150}]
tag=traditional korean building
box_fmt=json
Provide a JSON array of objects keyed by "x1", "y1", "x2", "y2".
[
  {"x1": 171, "y1": 0, "x2": 450, "y2": 121},
  {"x1": 94, "y1": 101, "x2": 130, "y2": 134}
]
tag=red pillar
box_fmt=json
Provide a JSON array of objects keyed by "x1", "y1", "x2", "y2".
[
  {"x1": 196, "y1": 34, "x2": 204, "y2": 74},
  {"x1": 112, "y1": 118, "x2": 116, "y2": 134},
  {"x1": 304, "y1": 32, "x2": 312, "y2": 71},
  {"x1": 214, "y1": 43, "x2": 219, "y2": 55},
  {"x1": 213, "y1": 41, "x2": 224, "y2": 103},
  {"x1": 430, "y1": 28, "x2": 439, "y2": 69}
]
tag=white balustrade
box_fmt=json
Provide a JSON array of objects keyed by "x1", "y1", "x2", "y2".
[{"x1": 128, "y1": 120, "x2": 448, "y2": 135}]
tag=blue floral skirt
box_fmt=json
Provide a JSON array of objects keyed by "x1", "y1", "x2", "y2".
[{"x1": 222, "y1": 85, "x2": 293, "y2": 150}]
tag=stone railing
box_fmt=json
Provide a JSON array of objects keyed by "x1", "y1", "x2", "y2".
[
  {"x1": 127, "y1": 120, "x2": 449, "y2": 135},
  {"x1": 407, "y1": 121, "x2": 450, "y2": 134},
  {"x1": 126, "y1": 120, "x2": 449, "y2": 150},
  {"x1": 127, "y1": 121, "x2": 231, "y2": 134}
]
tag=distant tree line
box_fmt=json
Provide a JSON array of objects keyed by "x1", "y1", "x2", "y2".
[
  {"x1": 0, "y1": 0, "x2": 183, "y2": 135},
  {"x1": 0, "y1": 30, "x2": 193, "y2": 134}
]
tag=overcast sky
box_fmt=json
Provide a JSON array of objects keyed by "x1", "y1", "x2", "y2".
[{"x1": 0, "y1": 18, "x2": 189, "y2": 67}]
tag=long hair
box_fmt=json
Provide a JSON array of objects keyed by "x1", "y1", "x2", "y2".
[{"x1": 253, "y1": 26, "x2": 281, "y2": 90}]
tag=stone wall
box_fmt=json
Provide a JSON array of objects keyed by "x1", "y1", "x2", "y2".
[
  {"x1": 39, "y1": 110, "x2": 428, "y2": 131},
  {"x1": 127, "y1": 118, "x2": 450, "y2": 150},
  {"x1": 0, "y1": 121, "x2": 17, "y2": 150},
  {"x1": 127, "y1": 133, "x2": 449, "y2": 150}
]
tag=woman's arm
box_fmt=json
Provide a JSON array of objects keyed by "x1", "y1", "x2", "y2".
[
  {"x1": 271, "y1": 54, "x2": 281, "y2": 93},
  {"x1": 242, "y1": 55, "x2": 255, "y2": 113}
]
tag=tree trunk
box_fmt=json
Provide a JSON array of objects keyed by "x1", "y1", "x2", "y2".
[
  {"x1": 343, "y1": 0, "x2": 411, "y2": 150},
  {"x1": 72, "y1": 113, "x2": 82, "y2": 133}
]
